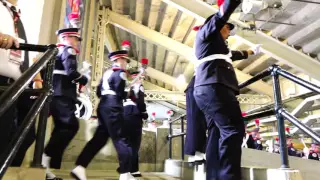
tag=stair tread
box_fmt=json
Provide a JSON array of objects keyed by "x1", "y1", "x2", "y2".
[{"x1": 52, "y1": 170, "x2": 180, "y2": 179}]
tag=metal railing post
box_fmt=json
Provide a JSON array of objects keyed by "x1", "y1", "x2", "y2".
[
  {"x1": 0, "y1": 94, "x2": 48, "y2": 178},
  {"x1": 169, "y1": 121, "x2": 173, "y2": 159},
  {"x1": 32, "y1": 56, "x2": 56, "y2": 167},
  {"x1": 181, "y1": 116, "x2": 185, "y2": 160},
  {"x1": 272, "y1": 67, "x2": 290, "y2": 168}
]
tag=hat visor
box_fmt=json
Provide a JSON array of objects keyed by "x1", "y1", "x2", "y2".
[{"x1": 113, "y1": 56, "x2": 131, "y2": 63}]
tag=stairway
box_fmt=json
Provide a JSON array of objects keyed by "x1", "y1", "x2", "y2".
[{"x1": 52, "y1": 170, "x2": 180, "y2": 180}]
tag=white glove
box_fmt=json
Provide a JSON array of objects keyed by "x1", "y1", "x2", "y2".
[{"x1": 250, "y1": 44, "x2": 262, "y2": 55}]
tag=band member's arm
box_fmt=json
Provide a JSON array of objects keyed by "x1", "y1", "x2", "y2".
[
  {"x1": 137, "y1": 86, "x2": 148, "y2": 119},
  {"x1": 62, "y1": 47, "x2": 88, "y2": 85},
  {"x1": 32, "y1": 57, "x2": 43, "y2": 89},
  {"x1": 231, "y1": 50, "x2": 249, "y2": 61},
  {"x1": 114, "y1": 70, "x2": 128, "y2": 99},
  {"x1": 198, "y1": 0, "x2": 241, "y2": 40}
]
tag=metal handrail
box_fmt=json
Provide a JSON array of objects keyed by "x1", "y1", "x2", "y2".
[
  {"x1": 0, "y1": 44, "x2": 58, "y2": 178},
  {"x1": 239, "y1": 64, "x2": 320, "y2": 168},
  {"x1": 167, "y1": 64, "x2": 320, "y2": 168},
  {"x1": 168, "y1": 114, "x2": 186, "y2": 160}
]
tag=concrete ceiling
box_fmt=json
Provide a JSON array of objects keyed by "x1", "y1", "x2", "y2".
[{"x1": 98, "y1": 0, "x2": 320, "y2": 98}]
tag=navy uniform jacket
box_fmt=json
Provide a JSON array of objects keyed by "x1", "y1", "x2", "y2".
[
  {"x1": 308, "y1": 151, "x2": 320, "y2": 160},
  {"x1": 53, "y1": 45, "x2": 88, "y2": 100},
  {"x1": 185, "y1": 50, "x2": 248, "y2": 92},
  {"x1": 253, "y1": 139, "x2": 263, "y2": 150},
  {"x1": 97, "y1": 65, "x2": 127, "y2": 103},
  {"x1": 194, "y1": 0, "x2": 242, "y2": 93},
  {"x1": 124, "y1": 84, "x2": 148, "y2": 119},
  {"x1": 288, "y1": 146, "x2": 297, "y2": 157}
]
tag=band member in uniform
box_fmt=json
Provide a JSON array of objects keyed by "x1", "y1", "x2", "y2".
[
  {"x1": 72, "y1": 50, "x2": 134, "y2": 180},
  {"x1": 42, "y1": 28, "x2": 87, "y2": 180},
  {"x1": 251, "y1": 129, "x2": 263, "y2": 150},
  {"x1": 308, "y1": 143, "x2": 319, "y2": 160},
  {"x1": 286, "y1": 135, "x2": 297, "y2": 157},
  {"x1": 192, "y1": 0, "x2": 249, "y2": 178},
  {"x1": 242, "y1": 122, "x2": 255, "y2": 149},
  {"x1": 186, "y1": 22, "x2": 260, "y2": 164},
  {"x1": 122, "y1": 70, "x2": 148, "y2": 177}
]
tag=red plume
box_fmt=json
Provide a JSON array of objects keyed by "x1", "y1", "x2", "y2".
[
  {"x1": 152, "y1": 112, "x2": 156, "y2": 116},
  {"x1": 68, "y1": 13, "x2": 79, "y2": 20},
  {"x1": 275, "y1": 137, "x2": 279, "y2": 142},
  {"x1": 255, "y1": 119, "x2": 260, "y2": 126},
  {"x1": 241, "y1": 112, "x2": 247, "y2": 117},
  {"x1": 122, "y1": 40, "x2": 131, "y2": 47},
  {"x1": 141, "y1": 58, "x2": 149, "y2": 65},
  {"x1": 285, "y1": 127, "x2": 290, "y2": 134},
  {"x1": 217, "y1": 0, "x2": 224, "y2": 7},
  {"x1": 192, "y1": 25, "x2": 203, "y2": 31}
]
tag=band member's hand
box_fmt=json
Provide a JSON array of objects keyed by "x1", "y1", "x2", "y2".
[
  {"x1": 33, "y1": 81, "x2": 43, "y2": 89},
  {"x1": 0, "y1": 33, "x2": 19, "y2": 49},
  {"x1": 249, "y1": 44, "x2": 262, "y2": 55}
]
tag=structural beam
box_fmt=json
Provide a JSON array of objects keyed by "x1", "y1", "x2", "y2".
[
  {"x1": 160, "y1": 0, "x2": 320, "y2": 80},
  {"x1": 103, "y1": 23, "x2": 188, "y2": 90},
  {"x1": 242, "y1": 55, "x2": 271, "y2": 74},
  {"x1": 105, "y1": 9, "x2": 273, "y2": 96}
]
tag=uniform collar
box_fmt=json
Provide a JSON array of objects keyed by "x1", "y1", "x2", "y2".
[
  {"x1": 112, "y1": 64, "x2": 126, "y2": 71},
  {"x1": 56, "y1": 43, "x2": 80, "y2": 54}
]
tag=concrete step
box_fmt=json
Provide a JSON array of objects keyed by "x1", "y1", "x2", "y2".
[
  {"x1": 164, "y1": 159, "x2": 303, "y2": 180},
  {"x1": 52, "y1": 170, "x2": 180, "y2": 180},
  {"x1": 3, "y1": 167, "x2": 46, "y2": 180}
]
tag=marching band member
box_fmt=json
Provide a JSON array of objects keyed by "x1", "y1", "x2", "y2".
[
  {"x1": 188, "y1": 20, "x2": 260, "y2": 169},
  {"x1": 121, "y1": 70, "x2": 148, "y2": 177},
  {"x1": 308, "y1": 143, "x2": 319, "y2": 160},
  {"x1": 42, "y1": 28, "x2": 87, "y2": 180},
  {"x1": 72, "y1": 50, "x2": 135, "y2": 180},
  {"x1": 192, "y1": 0, "x2": 250, "y2": 178}
]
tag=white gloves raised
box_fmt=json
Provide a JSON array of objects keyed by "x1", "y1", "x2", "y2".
[{"x1": 250, "y1": 44, "x2": 262, "y2": 55}]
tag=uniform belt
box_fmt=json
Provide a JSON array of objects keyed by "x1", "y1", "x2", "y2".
[
  {"x1": 123, "y1": 99, "x2": 137, "y2": 106},
  {"x1": 194, "y1": 53, "x2": 232, "y2": 68},
  {"x1": 53, "y1": 70, "x2": 68, "y2": 75},
  {"x1": 101, "y1": 89, "x2": 117, "y2": 96}
]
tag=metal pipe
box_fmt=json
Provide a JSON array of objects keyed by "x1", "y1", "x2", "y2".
[
  {"x1": 0, "y1": 93, "x2": 48, "y2": 178},
  {"x1": 281, "y1": 109, "x2": 320, "y2": 143},
  {"x1": 32, "y1": 56, "x2": 56, "y2": 167},
  {"x1": 181, "y1": 116, "x2": 185, "y2": 160},
  {"x1": 276, "y1": 68, "x2": 320, "y2": 94},
  {"x1": 239, "y1": 68, "x2": 271, "y2": 89},
  {"x1": 243, "y1": 109, "x2": 275, "y2": 121},
  {"x1": 169, "y1": 133, "x2": 187, "y2": 139},
  {"x1": 11, "y1": 43, "x2": 51, "y2": 52},
  {"x1": 169, "y1": 122, "x2": 173, "y2": 159},
  {"x1": 169, "y1": 114, "x2": 186, "y2": 124},
  {"x1": 272, "y1": 73, "x2": 290, "y2": 168},
  {"x1": 0, "y1": 46, "x2": 58, "y2": 119},
  {"x1": 0, "y1": 86, "x2": 46, "y2": 94},
  {"x1": 292, "y1": 0, "x2": 320, "y2": 4}
]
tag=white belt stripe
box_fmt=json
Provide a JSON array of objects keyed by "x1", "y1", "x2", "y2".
[
  {"x1": 53, "y1": 70, "x2": 68, "y2": 75},
  {"x1": 123, "y1": 99, "x2": 137, "y2": 106},
  {"x1": 194, "y1": 53, "x2": 232, "y2": 68},
  {"x1": 101, "y1": 89, "x2": 117, "y2": 96}
]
